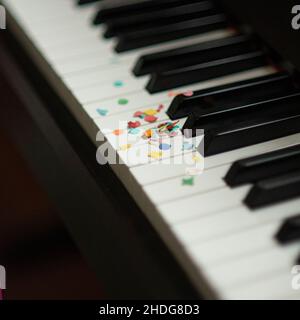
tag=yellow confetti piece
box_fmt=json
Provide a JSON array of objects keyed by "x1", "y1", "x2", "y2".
[
  {"x1": 148, "y1": 151, "x2": 163, "y2": 159},
  {"x1": 192, "y1": 155, "x2": 202, "y2": 163},
  {"x1": 144, "y1": 109, "x2": 158, "y2": 116},
  {"x1": 119, "y1": 144, "x2": 132, "y2": 151}
]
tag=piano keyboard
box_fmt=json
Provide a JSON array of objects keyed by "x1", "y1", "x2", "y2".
[{"x1": 4, "y1": 0, "x2": 300, "y2": 299}]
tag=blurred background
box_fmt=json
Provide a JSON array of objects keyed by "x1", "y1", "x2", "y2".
[{"x1": 0, "y1": 65, "x2": 104, "y2": 300}]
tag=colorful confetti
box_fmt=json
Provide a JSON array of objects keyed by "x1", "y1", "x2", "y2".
[
  {"x1": 168, "y1": 91, "x2": 181, "y2": 98},
  {"x1": 128, "y1": 128, "x2": 140, "y2": 135},
  {"x1": 182, "y1": 142, "x2": 194, "y2": 151},
  {"x1": 148, "y1": 151, "x2": 163, "y2": 159},
  {"x1": 119, "y1": 144, "x2": 132, "y2": 151},
  {"x1": 132, "y1": 105, "x2": 164, "y2": 124},
  {"x1": 183, "y1": 91, "x2": 194, "y2": 97},
  {"x1": 192, "y1": 155, "x2": 202, "y2": 163},
  {"x1": 114, "y1": 80, "x2": 124, "y2": 87},
  {"x1": 118, "y1": 98, "x2": 129, "y2": 105},
  {"x1": 182, "y1": 177, "x2": 194, "y2": 186},
  {"x1": 112, "y1": 129, "x2": 124, "y2": 136},
  {"x1": 142, "y1": 120, "x2": 180, "y2": 140},
  {"x1": 159, "y1": 143, "x2": 171, "y2": 151},
  {"x1": 128, "y1": 121, "x2": 141, "y2": 129},
  {"x1": 144, "y1": 115, "x2": 158, "y2": 123},
  {"x1": 97, "y1": 109, "x2": 108, "y2": 116}
]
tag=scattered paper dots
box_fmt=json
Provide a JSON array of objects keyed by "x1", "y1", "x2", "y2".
[
  {"x1": 119, "y1": 144, "x2": 132, "y2": 151},
  {"x1": 114, "y1": 80, "x2": 124, "y2": 87},
  {"x1": 183, "y1": 91, "x2": 194, "y2": 97},
  {"x1": 148, "y1": 151, "x2": 163, "y2": 159},
  {"x1": 128, "y1": 121, "x2": 141, "y2": 129},
  {"x1": 144, "y1": 115, "x2": 158, "y2": 123},
  {"x1": 182, "y1": 177, "x2": 194, "y2": 186},
  {"x1": 182, "y1": 142, "x2": 194, "y2": 151},
  {"x1": 118, "y1": 98, "x2": 129, "y2": 105},
  {"x1": 159, "y1": 143, "x2": 171, "y2": 151},
  {"x1": 112, "y1": 129, "x2": 124, "y2": 136},
  {"x1": 97, "y1": 109, "x2": 108, "y2": 116}
]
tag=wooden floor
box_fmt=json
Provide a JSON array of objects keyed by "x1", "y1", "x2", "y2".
[{"x1": 0, "y1": 79, "x2": 104, "y2": 300}]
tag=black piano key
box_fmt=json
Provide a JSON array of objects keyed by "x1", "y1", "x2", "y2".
[
  {"x1": 115, "y1": 15, "x2": 229, "y2": 53},
  {"x1": 183, "y1": 93, "x2": 300, "y2": 156},
  {"x1": 94, "y1": 0, "x2": 202, "y2": 24},
  {"x1": 104, "y1": 2, "x2": 220, "y2": 38},
  {"x1": 225, "y1": 144, "x2": 300, "y2": 187},
  {"x1": 167, "y1": 72, "x2": 295, "y2": 119},
  {"x1": 244, "y1": 170, "x2": 300, "y2": 209},
  {"x1": 133, "y1": 35, "x2": 260, "y2": 76},
  {"x1": 147, "y1": 51, "x2": 268, "y2": 93},
  {"x1": 275, "y1": 215, "x2": 300, "y2": 244}
]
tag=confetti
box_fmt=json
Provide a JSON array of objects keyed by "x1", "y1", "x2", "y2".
[
  {"x1": 182, "y1": 177, "x2": 194, "y2": 186},
  {"x1": 148, "y1": 151, "x2": 163, "y2": 159},
  {"x1": 132, "y1": 105, "x2": 164, "y2": 124},
  {"x1": 143, "y1": 129, "x2": 154, "y2": 139},
  {"x1": 182, "y1": 142, "x2": 194, "y2": 151},
  {"x1": 192, "y1": 155, "x2": 202, "y2": 163},
  {"x1": 142, "y1": 120, "x2": 180, "y2": 140},
  {"x1": 118, "y1": 98, "x2": 129, "y2": 105},
  {"x1": 97, "y1": 109, "x2": 108, "y2": 116},
  {"x1": 119, "y1": 144, "x2": 132, "y2": 151},
  {"x1": 128, "y1": 128, "x2": 140, "y2": 135},
  {"x1": 159, "y1": 143, "x2": 171, "y2": 151},
  {"x1": 168, "y1": 91, "x2": 181, "y2": 98},
  {"x1": 128, "y1": 121, "x2": 141, "y2": 129},
  {"x1": 183, "y1": 91, "x2": 194, "y2": 97},
  {"x1": 133, "y1": 111, "x2": 144, "y2": 118},
  {"x1": 144, "y1": 115, "x2": 158, "y2": 123},
  {"x1": 157, "y1": 104, "x2": 164, "y2": 112},
  {"x1": 114, "y1": 80, "x2": 124, "y2": 87},
  {"x1": 112, "y1": 129, "x2": 124, "y2": 136},
  {"x1": 144, "y1": 109, "x2": 158, "y2": 116}
]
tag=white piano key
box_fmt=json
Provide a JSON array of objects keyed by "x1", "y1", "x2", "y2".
[
  {"x1": 63, "y1": 64, "x2": 132, "y2": 89},
  {"x1": 72, "y1": 77, "x2": 148, "y2": 104},
  {"x1": 173, "y1": 197, "x2": 300, "y2": 244},
  {"x1": 144, "y1": 164, "x2": 228, "y2": 204},
  {"x1": 188, "y1": 222, "x2": 281, "y2": 266},
  {"x1": 131, "y1": 132, "x2": 300, "y2": 186},
  {"x1": 224, "y1": 271, "x2": 300, "y2": 300},
  {"x1": 93, "y1": 104, "x2": 169, "y2": 133},
  {"x1": 206, "y1": 245, "x2": 299, "y2": 289},
  {"x1": 52, "y1": 30, "x2": 236, "y2": 75}
]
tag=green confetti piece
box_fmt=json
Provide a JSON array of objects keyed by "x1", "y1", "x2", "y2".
[{"x1": 118, "y1": 98, "x2": 129, "y2": 105}]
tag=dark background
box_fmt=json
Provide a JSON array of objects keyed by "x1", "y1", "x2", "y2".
[{"x1": 0, "y1": 55, "x2": 104, "y2": 300}]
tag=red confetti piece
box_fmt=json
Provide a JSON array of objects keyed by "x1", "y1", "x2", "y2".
[
  {"x1": 144, "y1": 115, "x2": 158, "y2": 123},
  {"x1": 128, "y1": 121, "x2": 141, "y2": 129},
  {"x1": 133, "y1": 111, "x2": 143, "y2": 118},
  {"x1": 157, "y1": 104, "x2": 164, "y2": 112}
]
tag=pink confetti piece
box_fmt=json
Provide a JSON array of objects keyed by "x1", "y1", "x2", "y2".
[{"x1": 183, "y1": 91, "x2": 194, "y2": 97}]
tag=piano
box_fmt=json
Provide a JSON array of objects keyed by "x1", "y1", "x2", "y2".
[{"x1": 1, "y1": 0, "x2": 300, "y2": 299}]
